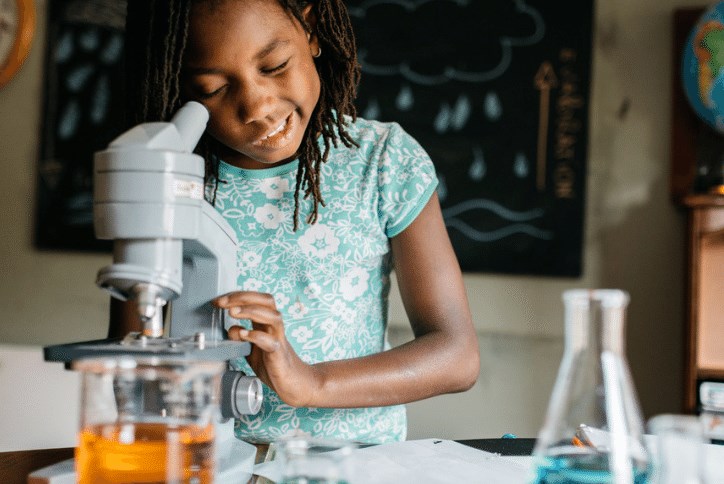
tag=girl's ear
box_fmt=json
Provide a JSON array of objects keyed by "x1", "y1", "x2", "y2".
[
  {"x1": 302, "y1": 2, "x2": 317, "y2": 30},
  {"x1": 302, "y1": 3, "x2": 320, "y2": 56}
]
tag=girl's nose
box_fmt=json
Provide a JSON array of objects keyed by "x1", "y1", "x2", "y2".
[{"x1": 235, "y1": 82, "x2": 275, "y2": 124}]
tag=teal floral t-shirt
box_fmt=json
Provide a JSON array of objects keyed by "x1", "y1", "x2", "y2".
[{"x1": 210, "y1": 116, "x2": 438, "y2": 444}]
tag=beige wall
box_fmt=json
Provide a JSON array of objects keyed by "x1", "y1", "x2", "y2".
[{"x1": 0, "y1": 0, "x2": 705, "y2": 441}]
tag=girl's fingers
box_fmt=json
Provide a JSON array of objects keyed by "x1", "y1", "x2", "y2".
[
  {"x1": 227, "y1": 325, "x2": 245, "y2": 341},
  {"x1": 215, "y1": 292, "x2": 276, "y2": 309},
  {"x1": 227, "y1": 304, "x2": 280, "y2": 325},
  {"x1": 228, "y1": 326, "x2": 281, "y2": 352}
]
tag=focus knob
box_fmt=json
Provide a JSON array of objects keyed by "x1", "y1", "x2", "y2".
[{"x1": 220, "y1": 370, "x2": 263, "y2": 418}]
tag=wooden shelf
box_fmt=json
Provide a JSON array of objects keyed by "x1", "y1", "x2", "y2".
[
  {"x1": 698, "y1": 368, "x2": 724, "y2": 381},
  {"x1": 684, "y1": 193, "x2": 724, "y2": 208}
]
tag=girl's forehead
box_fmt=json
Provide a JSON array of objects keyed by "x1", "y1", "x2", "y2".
[
  {"x1": 188, "y1": 0, "x2": 297, "y2": 32},
  {"x1": 184, "y1": 0, "x2": 305, "y2": 63},
  {"x1": 190, "y1": 0, "x2": 294, "y2": 35},
  {"x1": 191, "y1": 0, "x2": 286, "y2": 15}
]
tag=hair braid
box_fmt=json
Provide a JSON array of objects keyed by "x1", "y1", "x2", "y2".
[{"x1": 282, "y1": 0, "x2": 361, "y2": 228}]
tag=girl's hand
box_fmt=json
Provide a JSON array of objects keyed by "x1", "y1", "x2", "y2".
[{"x1": 214, "y1": 291, "x2": 319, "y2": 407}]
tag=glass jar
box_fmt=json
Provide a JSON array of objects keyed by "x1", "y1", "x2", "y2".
[{"x1": 73, "y1": 357, "x2": 225, "y2": 484}]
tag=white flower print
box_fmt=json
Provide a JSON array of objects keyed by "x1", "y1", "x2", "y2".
[
  {"x1": 254, "y1": 203, "x2": 286, "y2": 229},
  {"x1": 291, "y1": 326, "x2": 313, "y2": 343},
  {"x1": 304, "y1": 283, "x2": 322, "y2": 299},
  {"x1": 319, "y1": 318, "x2": 335, "y2": 334},
  {"x1": 332, "y1": 170, "x2": 347, "y2": 184},
  {"x1": 339, "y1": 307, "x2": 355, "y2": 324},
  {"x1": 298, "y1": 224, "x2": 340, "y2": 258},
  {"x1": 329, "y1": 301, "x2": 355, "y2": 324},
  {"x1": 288, "y1": 301, "x2": 308, "y2": 319},
  {"x1": 259, "y1": 177, "x2": 290, "y2": 199},
  {"x1": 330, "y1": 300, "x2": 346, "y2": 315},
  {"x1": 241, "y1": 251, "x2": 261, "y2": 269},
  {"x1": 243, "y1": 278, "x2": 263, "y2": 291},
  {"x1": 339, "y1": 267, "x2": 369, "y2": 301},
  {"x1": 328, "y1": 347, "x2": 345, "y2": 360},
  {"x1": 274, "y1": 293, "x2": 290, "y2": 309}
]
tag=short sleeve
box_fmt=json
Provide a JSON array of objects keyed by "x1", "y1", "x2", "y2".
[{"x1": 377, "y1": 123, "x2": 439, "y2": 238}]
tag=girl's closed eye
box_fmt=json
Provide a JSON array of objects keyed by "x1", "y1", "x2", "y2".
[
  {"x1": 195, "y1": 84, "x2": 227, "y2": 100},
  {"x1": 262, "y1": 59, "x2": 290, "y2": 75}
]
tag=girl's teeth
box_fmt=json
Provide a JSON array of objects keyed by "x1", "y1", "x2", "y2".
[{"x1": 263, "y1": 120, "x2": 286, "y2": 139}]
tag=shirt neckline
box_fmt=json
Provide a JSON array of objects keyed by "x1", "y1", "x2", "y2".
[{"x1": 217, "y1": 158, "x2": 300, "y2": 180}]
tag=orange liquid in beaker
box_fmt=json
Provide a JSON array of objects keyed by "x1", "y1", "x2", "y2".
[{"x1": 76, "y1": 422, "x2": 214, "y2": 484}]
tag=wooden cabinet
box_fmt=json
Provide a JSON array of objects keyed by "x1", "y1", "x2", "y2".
[
  {"x1": 683, "y1": 195, "x2": 724, "y2": 412},
  {"x1": 672, "y1": 8, "x2": 724, "y2": 413}
]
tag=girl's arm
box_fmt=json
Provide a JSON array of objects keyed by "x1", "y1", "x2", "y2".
[{"x1": 221, "y1": 192, "x2": 480, "y2": 408}]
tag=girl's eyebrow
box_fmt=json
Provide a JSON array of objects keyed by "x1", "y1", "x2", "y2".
[
  {"x1": 184, "y1": 39, "x2": 291, "y2": 75},
  {"x1": 254, "y1": 39, "x2": 290, "y2": 61}
]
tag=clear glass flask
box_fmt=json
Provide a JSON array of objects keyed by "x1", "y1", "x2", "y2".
[
  {"x1": 648, "y1": 414, "x2": 707, "y2": 484},
  {"x1": 73, "y1": 357, "x2": 225, "y2": 484},
  {"x1": 274, "y1": 434, "x2": 356, "y2": 484},
  {"x1": 530, "y1": 289, "x2": 651, "y2": 484}
]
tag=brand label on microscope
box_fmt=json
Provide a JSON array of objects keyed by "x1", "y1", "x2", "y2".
[{"x1": 173, "y1": 179, "x2": 204, "y2": 200}]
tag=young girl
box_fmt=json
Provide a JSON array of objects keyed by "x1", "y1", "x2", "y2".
[{"x1": 118, "y1": 0, "x2": 479, "y2": 444}]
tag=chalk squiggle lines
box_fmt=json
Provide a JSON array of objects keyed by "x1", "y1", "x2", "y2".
[
  {"x1": 442, "y1": 199, "x2": 544, "y2": 221},
  {"x1": 442, "y1": 199, "x2": 552, "y2": 241},
  {"x1": 351, "y1": 0, "x2": 545, "y2": 85},
  {"x1": 445, "y1": 219, "x2": 553, "y2": 242}
]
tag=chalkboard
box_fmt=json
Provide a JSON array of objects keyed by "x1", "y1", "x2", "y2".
[
  {"x1": 35, "y1": 0, "x2": 125, "y2": 252},
  {"x1": 348, "y1": 0, "x2": 594, "y2": 276}
]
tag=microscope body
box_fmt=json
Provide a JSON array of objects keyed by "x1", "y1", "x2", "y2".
[
  {"x1": 94, "y1": 102, "x2": 236, "y2": 340},
  {"x1": 44, "y1": 102, "x2": 262, "y2": 419}
]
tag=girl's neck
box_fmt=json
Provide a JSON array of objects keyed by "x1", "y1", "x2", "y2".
[{"x1": 216, "y1": 144, "x2": 299, "y2": 170}]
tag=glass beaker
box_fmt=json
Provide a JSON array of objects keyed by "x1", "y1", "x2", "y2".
[
  {"x1": 274, "y1": 433, "x2": 356, "y2": 484},
  {"x1": 648, "y1": 414, "x2": 707, "y2": 484},
  {"x1": 530, "y1": 289, "x2": 651, "y2": 484},
  {"x1": 72, "y1": 357, "x2": 225, "y2": 484}
]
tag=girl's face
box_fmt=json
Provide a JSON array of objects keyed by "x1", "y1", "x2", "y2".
[{"x1": 182, "y1": 0, "x2": 321, "y2": 169}]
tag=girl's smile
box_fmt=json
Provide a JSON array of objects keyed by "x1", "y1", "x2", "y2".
[{"x1": 252, "y1": 112, "x2": 294, "y2": 149}]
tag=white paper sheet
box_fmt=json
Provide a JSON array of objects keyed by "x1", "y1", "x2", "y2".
[{"x1": 253, "y1": 438, "x2": 530, "y2": 483}]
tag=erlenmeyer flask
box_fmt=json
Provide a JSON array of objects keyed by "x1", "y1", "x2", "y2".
[{"x1": 530, "y1": 289, "x2": 651, "y2": 484}]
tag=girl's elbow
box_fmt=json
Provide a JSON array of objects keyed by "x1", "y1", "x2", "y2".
[{"x1": 452, "y1": 340, "x2": 480, "y2": 392}]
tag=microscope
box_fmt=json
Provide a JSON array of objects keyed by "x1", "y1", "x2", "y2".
[{"x1": 43, "y1": 102, "x2": 262, "y2": 481}]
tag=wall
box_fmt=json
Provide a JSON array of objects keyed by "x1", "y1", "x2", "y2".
[{"x1": 0, "y1": 0, "x2": 705, "y2": 443}]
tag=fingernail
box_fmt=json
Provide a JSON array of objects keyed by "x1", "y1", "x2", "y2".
[
  {"x1": 217, "y1": 296, "x2": 228, "y2": 306},
  {"x1": 239, "y1": 329, "x2": 249, "y2": 338},
  {"x1": 231, "y1": 307, "x2": 241, "y2": 316}
]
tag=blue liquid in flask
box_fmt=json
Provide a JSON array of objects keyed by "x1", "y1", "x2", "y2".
[{"x1": 532, "y1": 454, "x2": 650, "y2": 484}]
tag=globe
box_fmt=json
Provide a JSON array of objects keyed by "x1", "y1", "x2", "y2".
[{"x1": 682, "y1": 2, "x2": 724, "y2": 133}]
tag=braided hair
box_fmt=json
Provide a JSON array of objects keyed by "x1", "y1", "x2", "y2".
[{"x1": 124, "y1": 0, "x2": 360, "y2": 229}]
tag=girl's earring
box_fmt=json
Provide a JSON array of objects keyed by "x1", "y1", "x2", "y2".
[{"x1": 313, "y1": 46, "x2": 322, "y2": 58}]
